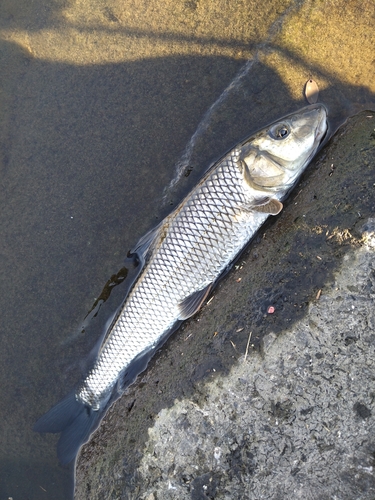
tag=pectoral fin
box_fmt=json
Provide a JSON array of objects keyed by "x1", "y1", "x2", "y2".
[
  {"x1": 178, "y1": 284, "x2": 213, "y2": 320},
  {"x1": 252, "y1": 198, "x2": 283, "y2": 215}
]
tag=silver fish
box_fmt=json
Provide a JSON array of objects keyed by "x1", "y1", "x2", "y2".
[{"x1": 34, "y1": 104, "x2": 328, "y2": 464}]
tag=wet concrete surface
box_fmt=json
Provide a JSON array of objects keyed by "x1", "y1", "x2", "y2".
[
  {"x1": 75, "y1": 113, "x2": 375, "y2": 498},
  {"x1": 0, "y1": 0, "x2": 374, "y2": 498}
]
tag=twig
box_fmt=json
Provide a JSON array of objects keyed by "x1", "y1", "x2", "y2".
[{"x1": 244, "y1": 331, "x2": 252, "y2": 362}]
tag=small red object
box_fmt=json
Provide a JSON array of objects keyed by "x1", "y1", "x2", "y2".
[{"x1": 267, "y1": 306, "x2": 275, "y2": 314}]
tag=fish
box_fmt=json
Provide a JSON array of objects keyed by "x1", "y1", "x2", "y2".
[{"x1": 34, "y1": 103, "x2": 328, "y2": 464}]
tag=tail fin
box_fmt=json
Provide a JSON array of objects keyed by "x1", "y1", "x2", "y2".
[{"x1": 34, "y1": 391, "x2": 101, "y2": 465}]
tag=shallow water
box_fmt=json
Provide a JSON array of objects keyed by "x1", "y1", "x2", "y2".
[{"x1": 0, "y1": 0, "x2": 374, "y2": 498}]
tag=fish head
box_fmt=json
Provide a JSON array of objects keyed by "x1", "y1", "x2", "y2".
[{"x1": 240, "y1": 104, "x2": 328, "y2": 191}]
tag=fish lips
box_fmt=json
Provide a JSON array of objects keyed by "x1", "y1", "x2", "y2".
[{"x1": 309, "y1": 102, "x2": 329, "y2": 153}]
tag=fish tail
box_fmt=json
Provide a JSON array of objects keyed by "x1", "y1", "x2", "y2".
[{"x1": 33, "y1": 390, "x2": 101, "y2": 465}]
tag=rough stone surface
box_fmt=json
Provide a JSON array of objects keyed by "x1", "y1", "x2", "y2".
[{"x1": 137, "y1": 242, "x2": 375, "y2": 499}]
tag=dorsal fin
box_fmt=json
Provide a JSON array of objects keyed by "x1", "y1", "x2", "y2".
[
  {"x1": 130, "y1": 223, "x2": 162, "y2": 258},
  {"x1": 129, "y1": 217, "x2": 174, "y2": 268},
  {"x1": 178, "y1": 284, "x2": 212, "y2": 320}
]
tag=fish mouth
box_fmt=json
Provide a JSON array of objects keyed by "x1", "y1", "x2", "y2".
[
  {"x1": 300, "y1": 103, "x2": 329, "y2": 168},
  {"x1": 311, "y1": 103, "x2": 329, "y2": 150}
]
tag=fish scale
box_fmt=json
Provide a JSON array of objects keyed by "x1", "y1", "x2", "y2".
[
  {"x1": 34, "y1": 104, "x2": 328, "y2": 464},
  {"x1": 78, "y1": 150, "x2": 263, "y2": 408}
]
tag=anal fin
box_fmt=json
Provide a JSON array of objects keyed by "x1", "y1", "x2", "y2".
[{"x1": 178, "y1": 284, "x2": 212, "y2": 320}]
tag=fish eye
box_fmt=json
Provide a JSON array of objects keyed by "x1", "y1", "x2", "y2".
[{"x1": 269, "y1": 123, "x2": 290, "y2": 140}]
